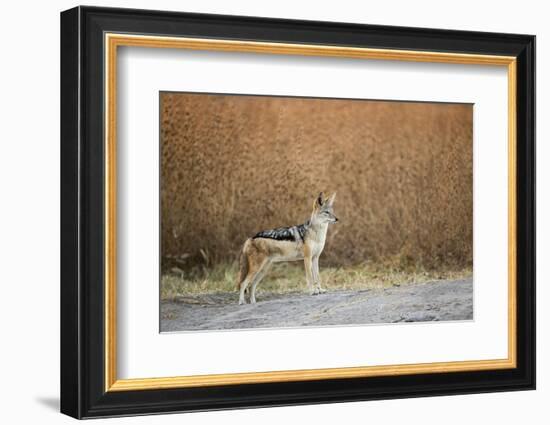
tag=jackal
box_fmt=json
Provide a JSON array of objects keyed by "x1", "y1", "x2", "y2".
[{"x1": 237, "y1": 192, "x2": 338, "y2": 304}]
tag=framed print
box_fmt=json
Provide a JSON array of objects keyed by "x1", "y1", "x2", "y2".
[{"x1": 60, "y1": 6, "x2": 535, "y2": 419}]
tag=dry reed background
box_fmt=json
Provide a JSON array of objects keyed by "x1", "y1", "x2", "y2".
[{"x1": 160, "y1": 92, "x2": 473, "y2": 282}]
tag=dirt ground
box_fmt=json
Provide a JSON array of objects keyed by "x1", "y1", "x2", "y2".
[{"x1": 160, "y1": 278, "x2": 473, "y2": 332}]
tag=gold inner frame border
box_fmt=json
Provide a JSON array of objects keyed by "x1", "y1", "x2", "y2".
[{"x1": 104, "y1": 33, "x2": 517, "y2": 392}]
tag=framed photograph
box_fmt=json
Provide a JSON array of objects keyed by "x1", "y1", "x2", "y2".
[{"x1": 60, "y1": 6, "x2": 535, "y2": 419}]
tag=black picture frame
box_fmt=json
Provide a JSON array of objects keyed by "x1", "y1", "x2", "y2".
[{"x1": 61, "y1": 5, "x2": 535, "y2": 419}]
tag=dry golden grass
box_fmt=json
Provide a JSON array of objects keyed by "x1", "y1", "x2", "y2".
[
  {"x1": 161, "y1": 93, "x2": 472, "y2": 274},
  {"x1": 160, "y1": 261, "x2": 472, "y2": 301}
]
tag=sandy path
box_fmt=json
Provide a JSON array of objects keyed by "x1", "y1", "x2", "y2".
[{"x1": 160, "y1": 278, "x2": 473, "y2": 332}]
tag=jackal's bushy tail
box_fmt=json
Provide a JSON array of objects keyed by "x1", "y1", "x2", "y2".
[{"x1": 237, "y1": 238, "x2": 251, "y2": 289}]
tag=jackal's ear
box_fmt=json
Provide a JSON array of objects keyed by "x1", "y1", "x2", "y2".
[
  {"x1": 326, "y1": 192, "x2": 336, "y2": 207},
  {"x1": 313, "y1": 192, "x2": 324, "y2": 211},
  {"x1": 317, "y1": 192, "x2": 324, "y2": 206}
]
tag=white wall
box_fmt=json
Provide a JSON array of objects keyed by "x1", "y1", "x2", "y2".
[{"x1": 0, "y1": 1, "x2": 545, "y2": 424}]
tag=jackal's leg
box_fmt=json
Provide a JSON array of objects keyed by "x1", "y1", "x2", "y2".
[
  {"x1": 312, "y1": 256, "x2": 326, "y2": 294},
  {"x1": 304, "y1": 255, "x2": 315, "y2": 295},
  {"x1": 238, "y1": 253, "x2": 253, "y2": 305},
  {"x1": 250, "y1": 260, "x2": 271, "y2": 304},
  {"x1": 239, "y1": 255, "x2": 268, "y2": 305},
  {"x1": 238, "y1": 275, "x2": 252, "y2": 305}
]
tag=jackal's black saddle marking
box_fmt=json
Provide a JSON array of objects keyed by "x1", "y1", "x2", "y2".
[{"x1": 253, "y1": 221, "x2": 308, "y2": 242}]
